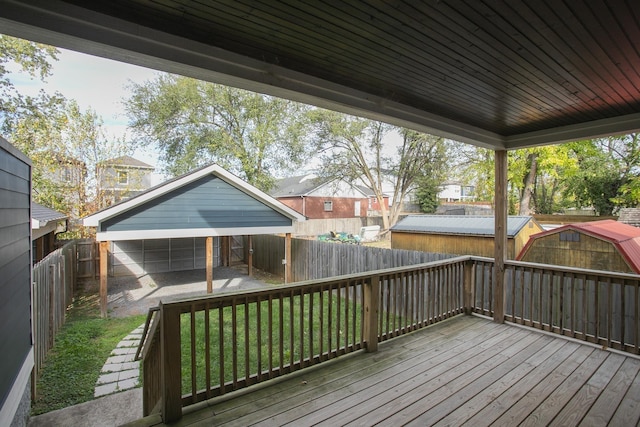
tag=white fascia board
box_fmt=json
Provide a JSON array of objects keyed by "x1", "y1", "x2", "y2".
[
  {"x1": 96, "y1": 226, "x2": 295, "y2": 242},
  {"x1": 210, "y1": 165, "x2": 307, "y2": 221},
  {"x1": 84, "y1": 165, "x2": 219, "y2": 226},
  {"x1": 505, "y1": 113, "x2": 640, "y2": 149},
  {"x1": 84, "y1": 164, "x2": 305, "y2": 227}
]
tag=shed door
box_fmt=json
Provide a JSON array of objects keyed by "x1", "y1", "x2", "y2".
[{"x1": 354, "y1": 200, "x2": 361, "y2": 217}]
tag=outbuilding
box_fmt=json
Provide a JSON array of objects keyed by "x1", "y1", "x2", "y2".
[
  {"x1": 517, "y1": 220, "x2": 640, "y2": 274},
  {"x1": 83, "y1": 164, "x2": 306, "y2": 316},
  {"x1": 391, "y1": 215, "x2": 543, "y2": 259}
]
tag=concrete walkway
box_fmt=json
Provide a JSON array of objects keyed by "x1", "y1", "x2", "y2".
[{"x1": 95, "y1": 324, "x2": 144, "y2": 397}]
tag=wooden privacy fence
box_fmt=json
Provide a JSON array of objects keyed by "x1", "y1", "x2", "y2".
[
  {"x1": 136, "y1": 257, "x2": 468, "y2": 422},
  {"x1": 249, "y1": 235, "x2": 455, "y2": 282},
  {"x1": 31, "y1": 239, "x2": 77, "y2": 396},
  {"x1": 470, "y1": 258, "x2": 640, "y2": 354}
]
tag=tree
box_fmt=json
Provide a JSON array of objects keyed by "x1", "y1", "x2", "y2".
[
  {"x1": 565, "y1": 134, "x2": 640, "y2": 215},
  {"x1": 0, "y1": 35, "x2": 59, "y2": 117},
  {"x1": 311, "y1": 110, "x2": 449, "y2": 230},
  {"x1": 125, "y1": 74, "x2": 312, "y2": 191}
]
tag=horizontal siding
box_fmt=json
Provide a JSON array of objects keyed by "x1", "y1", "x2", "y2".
[
  {"x1": 0, "y1": 142, "x2": 31, "y2": 412},
  {"x1": 102, "y1": 175, "x2": 291, "y2": 232},
  {"x1": 391, "y1": 232, "x2": 519, "y2": 259}
]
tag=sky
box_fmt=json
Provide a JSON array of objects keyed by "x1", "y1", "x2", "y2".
[
  {"x1": 8, "y1": 47, "x2": 162, "y2": 169},
  {"x1": 8, "y1": 44, "x2": 405, "y2": 184}
]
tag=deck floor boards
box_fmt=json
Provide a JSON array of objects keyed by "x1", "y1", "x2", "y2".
[{"x1": 137, "y1": 315, "x2": 640, "y2": 427}]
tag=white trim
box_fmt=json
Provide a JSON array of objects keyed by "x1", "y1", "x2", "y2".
[
  {"x1": 505, "y1": 113, "x2": 640, "y2": 149},
  {"x1": 96, "y1": 226, "x2": 295, "y2": 241},
  {"x1": 84, "y1": 164, "x2": 306, "y2": 226},
  {"x1": 0, "y1": 348, "x2": 33, "y2": 427}
]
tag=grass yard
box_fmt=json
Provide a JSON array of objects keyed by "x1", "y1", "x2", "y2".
[
  {"x1": 31, "y1": 292, "x2": 146, "y2": 415},
  {"x1": 180, "y1": 292, "x2": 364, "y2": 394}
]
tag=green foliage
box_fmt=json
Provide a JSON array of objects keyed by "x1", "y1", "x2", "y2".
[
  {"x1": 125, "y1": 74, "x2": 312, "y2": 191},
  {"x1": 0, "y1": 35, "x2": 58, "y2": 115},
  {"x1": 414, "y1": 176, "x2": 440, "y2": 213},
  {"x1": 31, "y1": 297, "x2": 145, "y2": 415},
  {"x1": 565, "y1": 135, "x2": 640, "y2": 215}
]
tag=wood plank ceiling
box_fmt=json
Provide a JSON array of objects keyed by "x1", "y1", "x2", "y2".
[{"x1": 1, "y1": 0, "x2": 639, "y2": 149}]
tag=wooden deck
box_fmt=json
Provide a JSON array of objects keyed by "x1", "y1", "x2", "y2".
[{"x1": 132, "y1": 315, "x2": 640, "y2": 426}]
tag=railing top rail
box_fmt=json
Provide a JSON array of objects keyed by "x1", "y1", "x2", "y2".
[
  {"x1": 502, "y1": 258, "x2": 640, "y2": 280},
  {"x1": 467, "y1": 256, "x2": 640, "y2": 280},
  {"x1": 135, "y1": 306, "x2": 160, "y2": 361},
  {"x1": 159, "y1": 255, "x2": 473, "y2": 312}
]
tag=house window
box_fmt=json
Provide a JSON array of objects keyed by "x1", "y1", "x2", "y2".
[
  {"x1": 117, "y1": 170, "x2": 128, "y2": 185},
  {"x1": 559, "y1": 231, "x2": 580, "y2": 242},
  {"x1": 324, "y1": 200, "x2": 333, "y2": 211}
]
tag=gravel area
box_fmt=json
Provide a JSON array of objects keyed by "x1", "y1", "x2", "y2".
[{"x1": 104, "y1": 265, "x2": 278, "y2": 317}]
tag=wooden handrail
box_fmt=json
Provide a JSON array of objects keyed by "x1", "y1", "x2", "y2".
[{"x1": 141, "y1": 256, "x2": 640, "y2": 423}]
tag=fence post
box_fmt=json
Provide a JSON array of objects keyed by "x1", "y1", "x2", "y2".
[
  {"x1": 363, "y1": 275, "x2": 380, "y2": 352},
  {"x1": 160, "y1": 303, "x2": 182, "y2": 422},
  {"x1": 463, "y1": 259, "x2": 475, "y2": 314}
]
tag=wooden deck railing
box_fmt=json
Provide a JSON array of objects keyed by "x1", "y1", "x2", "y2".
[
  {"x1": 136, "y1": 256, "x2": 469, "y2": 421},
  {"x1": 137, "y1": 256, "x2": 640, "y2": 422},
  {"x1": 468, "y1": 258, "x2": 640, "y2": 354}
]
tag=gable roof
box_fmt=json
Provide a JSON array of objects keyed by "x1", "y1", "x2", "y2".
[
  {"x1": 271, "y1": 174, "x2": 323, "y2": 197},
  {"x1": 31, "y1": 202, "x2": 67, "y2": 229},
  {"x1": 517, "y1": 220, "x2": 640, "y2": 273},
  {"x1": 391, "y1": 215, "x2": 536, "y2": 238},
  {"x1": 100, "y1": 155, "x2": 154, "y2": 169},
  {"x1": 84, "y1": 164, "x2": 305, "y2": 240}
]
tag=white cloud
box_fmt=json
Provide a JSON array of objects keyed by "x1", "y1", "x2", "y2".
[{"x1": 8, "y1": 47, "x2": 161, "y2": 167}]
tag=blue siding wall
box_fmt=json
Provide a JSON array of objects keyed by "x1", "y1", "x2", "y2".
[
  {"x1": 101, "y1": 175, "x2": 291, "y2": 232},
  {"x1": 0, "y1": 141, "x2": 32, "y2": 412}
]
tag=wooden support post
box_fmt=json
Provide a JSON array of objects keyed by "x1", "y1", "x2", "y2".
[
  {"x1": 363, "y1": 276, "x2": 380, "y2": 352},
  {"x1": 206, "y1": 236, "x2": 213, "y2": 293},
  {"x1": 247, "y1": 235, "x2": 253, "y2": 277},
  {"x1": 285, "y1": 233, "x2": 292, "y2": 283},
  {"x1": 99, "y1": 241, "x2": 109, "y2": 318},
  {"x1": 160, "y1": 303, "x2": 182, "y2": 422},
  {"x1": 494, "y1": 149, "x2": 508, "y2": 323},
  {"x1": 221, "y1": 236, "x2": 228, "y2": 267}
]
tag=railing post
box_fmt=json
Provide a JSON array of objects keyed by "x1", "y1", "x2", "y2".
[
  {"x1": 364, "y1": 275, "x2": 380, "y2": 352},
  {"x1": 463, "y1": 259, "x2": 475, "y2": 314},
  {"x1": 160, "y1": 303, "x2": 182, "y2": 422}
]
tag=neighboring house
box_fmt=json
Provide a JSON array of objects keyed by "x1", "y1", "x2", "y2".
[
  {"x1": 617, "y1": 208, "x2": 640, "y2": 228},
  {"x1": 272, "y1": 174, "x2": 389, "y2": 219},
  {"x1": 31, "y1": 202, "x2": 67, "y2": 264},
  {"x1": 391, "y1": 215, "x2": 543, "y2": 259},
  {"x1": 0, "y1": 138, "x2": 32, "y2": 426},
  {"x1": 438, "y1": 182, "x2": 475, "y2": 202},
  {"x1": 97, "y1": 155, "x2": 155, "y2": 207},
  {"x1": 517, "y1": 220, "x2": 640, "y2": 274},
  {"x1": 39, "y1": 153, "x2": 87, "y2": 220}
]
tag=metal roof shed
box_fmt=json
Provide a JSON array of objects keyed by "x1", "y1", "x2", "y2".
[
  {"x1": 83, "y1": 164, "x2": 305, "y2": 316},
  {"x1": 517, "y1": 220, "x2": 640, "y2": 274},
  {"x1": 391, "y1": 215, "x2": 543, "y2": 259}
]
